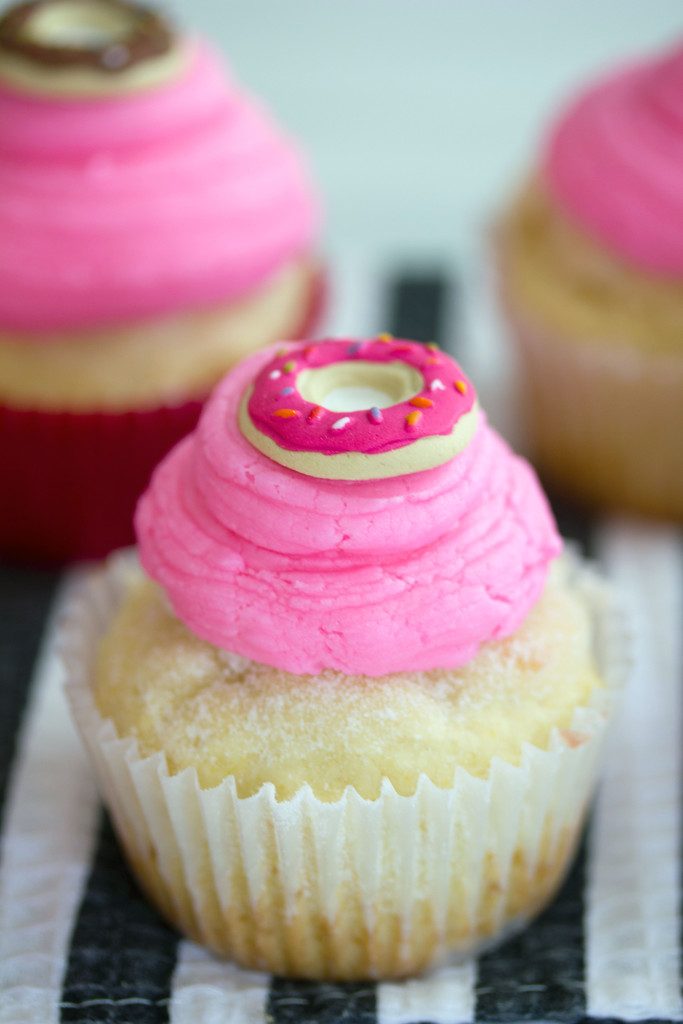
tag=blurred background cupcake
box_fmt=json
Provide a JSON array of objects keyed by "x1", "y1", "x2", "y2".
[
  {"x1": 0, "y1": 0, "x2": 321, "y2": 565},
  {"x1": 498, "y1": 40, "x2": 683, "y2": 521}
]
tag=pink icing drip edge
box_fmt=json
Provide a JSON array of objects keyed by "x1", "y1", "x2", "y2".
[
  {"x1": 543, "y1": 43, "x2": 683, "y2": 276},
  {"x1": 0, "y1": 42, "x2": 319, "y2": 333},
  {"x1": 136, "y1": 345, "x2": 562, "y2": 677}
]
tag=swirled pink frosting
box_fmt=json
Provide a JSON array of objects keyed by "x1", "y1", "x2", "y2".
[
  {"x1": 544, "y1": 43, "x2": 683, "y2": 276},
  {"x1": 0, "y1": 42, "x2": 318, "y2": 334},
  {"x1": 136, "y1": 346, "x2": 561, "y2": 677}
]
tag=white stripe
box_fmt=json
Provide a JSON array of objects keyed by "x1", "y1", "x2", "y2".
[
  {"x1": 460, "y1": 247, "x2": 522, "y2": 451},
  {"x1": 0, "y1": 573, "x2": 100, "y2": 1024},
  {"x1": 586, "y1": 521, "x2": 683, "y2": 1021},
  {"x1": 377, "y1": 962, "x2": 476, "y2": 1024},
  {"x1": 169, "y1": 941, "x2": 269, "y2": 1024},
  {"x1": 320, "y1": 249, "x2": 389, "y2": 338}
]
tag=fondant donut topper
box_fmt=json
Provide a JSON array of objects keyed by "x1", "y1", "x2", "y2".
[
  {"x1": 0, "y1": 0, "x2": 184, "y2": 96},
  {"x1": 239, "y1": 336, "x2": 479, "y2": 480}
]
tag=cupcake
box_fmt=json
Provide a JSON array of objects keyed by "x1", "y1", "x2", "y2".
[
  {"x1": 498, "y1": 42, "x2": 683, "y2": 520},
  {"x1": 63, "y1": 337, "x2": 624, "y2": 979},
  {"x1": 0, "y1": 0, "x2": 321, "y2": 564}
]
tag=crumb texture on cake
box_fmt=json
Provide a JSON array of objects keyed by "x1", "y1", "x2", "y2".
[{"x1": 94, "y1": 559, "x2": 602, "y2": 802}]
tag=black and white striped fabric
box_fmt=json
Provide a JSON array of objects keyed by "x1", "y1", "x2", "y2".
[{"x1": 1, "y1": 258, "x2": 682, "y2": 1024}]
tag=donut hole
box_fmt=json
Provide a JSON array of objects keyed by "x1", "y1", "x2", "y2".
[
  {"x1": 298, "y1": 360, "x2": 424, "y2": 413},
  {"x1": 22, "y1": 1, "x2": 132, "y2": 50}
]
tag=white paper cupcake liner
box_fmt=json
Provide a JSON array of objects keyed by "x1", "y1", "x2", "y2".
[{"x1": 61, "y1": 551, "x2": 627, "y2": 980}]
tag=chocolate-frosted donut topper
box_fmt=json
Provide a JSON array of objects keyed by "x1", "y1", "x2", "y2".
[{"x1": 0, "y1": 0, "x2": 177, "y2": 85}]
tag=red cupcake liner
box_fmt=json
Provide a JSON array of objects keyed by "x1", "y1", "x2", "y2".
[{"x1": 0, "y1": 268, "x2": 325, "y2": 566}]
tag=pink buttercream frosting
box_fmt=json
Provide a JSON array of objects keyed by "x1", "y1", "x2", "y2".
[
  {"x1": 0, "y1": 41, "x2": 318, "y2": 334},
  {"x1": 136, "y1": 345, "x2": 561, "y2": 677},
  {"x1": 544, "y1": 42, "x2": 683, "y2": 276}
]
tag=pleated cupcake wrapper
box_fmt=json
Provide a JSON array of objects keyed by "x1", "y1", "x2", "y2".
[
  {"x1": 0, "y1": 268, "x2": 326, "y2": 566},
  {"x1": 62, "y1": 552, "x2": 627, "y2": 979},
  {"x1": 504, "y1": 299, "x2": 683, "y2": 518}
]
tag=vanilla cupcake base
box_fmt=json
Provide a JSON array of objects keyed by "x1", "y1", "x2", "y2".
[
  {"x1": 0, "y1": 258, "x2": 319, "y2": 412},
  {"x1": 507, "y1": 305, "x2": 683, "y2": 519},
  {"x1": 499, "y1": 182, "x2": 683, "y2": 520},
  {"x1": 62, "y1": 553, "x2": 625, "y2": 980}
]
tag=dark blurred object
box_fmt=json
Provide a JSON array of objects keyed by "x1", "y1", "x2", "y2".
[{"x1": 388, "y1": 271, "x2": 456, "y2": 351}]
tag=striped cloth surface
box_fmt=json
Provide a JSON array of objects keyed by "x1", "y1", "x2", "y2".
[{"x1": 0, "y1": 256, "x2": 682, "y2": 1024}]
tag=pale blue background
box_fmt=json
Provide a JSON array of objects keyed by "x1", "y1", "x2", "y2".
[{"x1": 169, "y1": 1, "x2": 682, "y2": 257}]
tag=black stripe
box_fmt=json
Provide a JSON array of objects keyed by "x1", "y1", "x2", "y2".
[
  {"x1": 475, "y1": 835, "x2": 589, "y2": 1023},
  {"x1": 268, "y1": 980, "x2": 376, "y2": 1024},
  {"x1": 545, "y1": 486, "x2": 595, "y2": 557},
  {"x1": 60, "y1": 812, "x2": 179, "y2": 1024},
  {"x1": 0, "y1": 564, "x2": 59, "y2": 827},
  {"x1": 390, "y1": 268, "x2": 598, "y2": 1021},
  {"x1": 387, "y1": 270, "x2": 456, "y2": 353},
  {"x1": 581, "y1": 1019, "x2": 674, "y2": 1024}
]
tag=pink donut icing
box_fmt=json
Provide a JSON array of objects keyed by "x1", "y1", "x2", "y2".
[
  {"x1": 544, "y1": 42, "x2": 683, "y2": 276},
  {"x1": 0, "y1": 42, "x2": 318, "y2": 334},
  {"x1": 247, "y1": 337, "x2": 475, "y2": 455},
  {"x1": 136, "y1": 345, "x2": 561, "y2": 677}
]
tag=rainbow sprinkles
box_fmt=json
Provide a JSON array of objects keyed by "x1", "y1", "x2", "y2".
[{"x1": 239, "y1": 336, "x2": 479, "y2": 481}]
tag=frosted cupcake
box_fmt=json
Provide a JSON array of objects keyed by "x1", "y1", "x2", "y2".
[
  {"x1": 0, "y1": 0, "x2": 320, "y2": 563},
  {"x1": 498, "y1": 42, "x2": 683, "y2": 520},
  {"x1": 64, "y1": 337, "x2": 624, "y2": 979}
]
